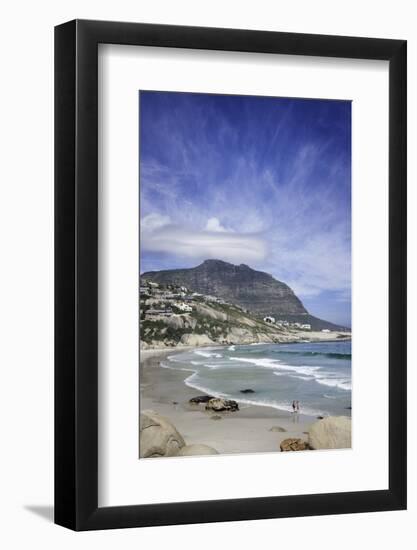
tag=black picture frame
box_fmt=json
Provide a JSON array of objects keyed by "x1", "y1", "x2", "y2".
[{"x1": 55, "y1": 19, "x2": 407, "y2": 531}]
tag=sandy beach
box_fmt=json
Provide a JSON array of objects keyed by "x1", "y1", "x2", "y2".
[{"x1": 140, "y1": 348, "x2": 318, "y2": 456}]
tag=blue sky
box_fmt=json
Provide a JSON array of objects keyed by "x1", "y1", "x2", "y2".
[{"x1": 140, "y1": 91, "x2": 351, "y2": 327}]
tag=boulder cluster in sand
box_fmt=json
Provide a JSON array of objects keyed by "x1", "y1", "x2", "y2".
[
  {"x1": 205, "y1": 398, "x2": 239, "y2": 412},
  {"x1": 189, "y1": 395, "x2": 240, "y2": 412},
  {"x1": 140, "y1": 410, "x2": 219, "y2": 458},
  {"x1": 279, "y1": 416, "x2": 352, "y2": 452},
  {"x1": 140, "y1": 409, "x2": 352, "y2": 458},
  {"x1": 189, "y1": 395, "x2": 213, "y2": 404}
]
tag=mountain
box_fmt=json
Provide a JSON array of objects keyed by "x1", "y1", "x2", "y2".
[
  {"x1": 142, "y1": 259, "x2": 306, "y2": 315},
  {"x1": 141, "y1": 259, "x2": 347, "y2": 331}
]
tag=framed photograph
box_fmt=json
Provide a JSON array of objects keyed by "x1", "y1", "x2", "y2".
[{"x1": 55, "y1": 20, "x2": 406, "y2": 530}]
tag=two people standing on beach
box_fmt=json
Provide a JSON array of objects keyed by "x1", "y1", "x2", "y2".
[{"x1": 292, "y1": 400, "x2": 300, "y2": 413}]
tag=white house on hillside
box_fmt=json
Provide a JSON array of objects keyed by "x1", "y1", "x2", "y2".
[
  {"x1": 263, "y1": 316, "x2": 275, "y2": 324},
  {"x1": 204, "y1": 295, "x2": 220, "y2": 303},
  {"x1": 175, "y1": 302, "x2": 193, "y2": 313}
]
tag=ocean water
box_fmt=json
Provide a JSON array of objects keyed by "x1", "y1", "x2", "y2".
[{"x1": 161, "y1": 341, "x2": 352, "y2": 418}]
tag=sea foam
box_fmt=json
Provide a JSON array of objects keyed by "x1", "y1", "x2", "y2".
[{"x1": 158, "y1": 341, "x2": 351, "y2": 417}]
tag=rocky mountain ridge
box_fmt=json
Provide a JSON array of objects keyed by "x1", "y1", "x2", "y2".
[
  {"x1": 143, "y1": 259, "x2": 306, "y2": 314},
  {"x1": 141, "y1": 259, "x2": 347, "y2": 331}
]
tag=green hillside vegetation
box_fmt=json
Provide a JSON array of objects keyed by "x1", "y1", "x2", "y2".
[{"x1": 140, "y1": 296, "x2": 288, "y2": 348}]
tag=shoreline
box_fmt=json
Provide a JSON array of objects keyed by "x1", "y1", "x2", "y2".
[
  {"x1": 140, "y1": 330, "x2": 351, "y2": 353},
  {"x1": 140, "y1": 346, "x2": 321, "y2": 456}
]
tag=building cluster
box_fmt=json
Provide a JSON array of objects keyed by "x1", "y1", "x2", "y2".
[
  {"x1": 263, "y1": 316, "x2": 312, "y2": 331},
  {"x1": 140, "y1": 281, "x2": 228, "y2": 320}
]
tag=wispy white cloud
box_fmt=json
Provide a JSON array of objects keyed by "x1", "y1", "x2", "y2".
[
  {"x1": 141, "y1": 212, "x2": 171, "y2": 231},
  {"x1": 141, "y1": 214, "x2": 267, "y2": 264}
]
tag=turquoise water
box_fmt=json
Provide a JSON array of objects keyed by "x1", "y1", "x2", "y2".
[{"x1": 162, "y1": 341, "x2": 352, "y2": 418}]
